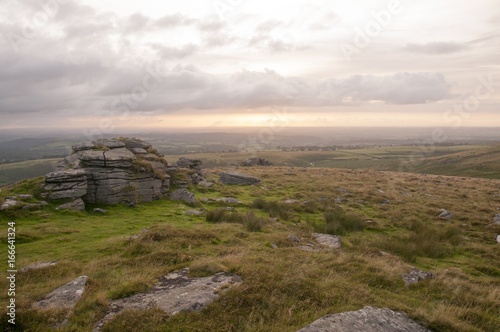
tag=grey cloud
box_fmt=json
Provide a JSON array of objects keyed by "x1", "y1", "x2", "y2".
[
  {"x1": 154, "y1": 13, "x2": 196, "y2": 28},
  {"x1": 150, "y1": 43, "x2": 199, "y2": 59},
  {"x1": 402, "y1": 42, "x2": 469, "y2": 55},
  {"x1": 256, "y1": 20, "x2": 282, "y2": 33}
]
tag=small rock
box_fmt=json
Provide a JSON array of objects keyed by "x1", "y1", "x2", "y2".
[
  {"x1": 18, "y1": 194, "x2": 34, "y2": 200},
  {"x1": 271, "y1": 243, "x2": 278, "y2": 249},
  {"x1": 312, "y1": 233, "x2": 341, "y2": 249},
  {"x1": 56, "y1": 199, "x2": 85, "y2": 211},
  {"x1": 183, "y1": 209, "x2": 204, "y2": 216},
  {"x1": 219, "y1": 172, "x2": 260, "y2": 185},
  {"x1": 40, "y1": 201, "x2": 49, "y2": 206},
  {"x1": 494, "y1": 214, "x2": 500, "y2": 225},
  {"x1": 130, "y1": 229, "x2": 149, "y2": 240},
  {"x1": 496, "y1": 235, "x2": 500, "y2": 243},
  {"x1": 288, "y1": 234, "x2": 301, "y2": 242},
  {"x1": 283, "y1": 199, "x2": 300, "y2": 204},
  {"x1": 402, "y1": 268, "x2": 434, "y2": 286},
  {"x1": 93, "y1": 208, "x2": 108, "y2": 214},
  {"x1": 198, "y1": 180, "x2": 214, "y2": 187},
  {"x1": 438, "y1": 209, "x2": 453, "y2": 219},
  {"x1": 20, "y1": 261, "x2": 57, "y2": 272},
  {"x1": 170, "y1": 189, "x2": 196, "y2": 204},
  {"x1": 22, "y1": 204, "x2": 42, "y2": 210},
  {"x1": 1, "y1": 199, "x2": 20, "y2": 210},
  {"x1": 382, "y1": 199, "x2": 391, "y2": 205},
  {"x1": 32, "y1": 276, "x2": 88, "y2": 310},
  {"x1": 337, "y1": 188, "x2": 349, "y2": 194}
]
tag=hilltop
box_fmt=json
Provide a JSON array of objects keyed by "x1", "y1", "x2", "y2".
[{"x1": 0, "y1": 163, "x2": 499, "y2": 331}]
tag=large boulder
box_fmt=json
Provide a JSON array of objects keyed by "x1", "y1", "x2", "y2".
[
  {"x1": 296, "y1": 306, "x2": 430, "y2": 332},
  {"x1": 43, "y1": 139, "x2": 170, "y2": 207},
  {"x1": 1, "y1": 198, "x2": 20, "y2": 210},
  {"x1": 219, "y1": 172, "x2": 261, "y2": 185}
]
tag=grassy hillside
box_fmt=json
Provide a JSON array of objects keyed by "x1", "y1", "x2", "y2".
[
  {"x1": 0, "y1": 168, "x2": 499, "y2": 331},
  {"x1": 0, "y1": 159, "x2": 59, "y2": 187},
  {"x1": 165, "y1": 144, "x2": 500, "y2": 179}
]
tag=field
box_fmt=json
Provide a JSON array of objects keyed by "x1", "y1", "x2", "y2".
[
  {"x1": 0, "y1": 167, "x2": 499, "y2": 331},
  {"x1": 0, "y1": 159, "x2": 60, "y2": 188}
]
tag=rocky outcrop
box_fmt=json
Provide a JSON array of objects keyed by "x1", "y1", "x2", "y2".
[
  {"x1": 94, "y1": 268, "x2": 242, "y2": 331},
  {"x1": 32, "y1": 276, "x2": 88, "y2": 310},
  {"x1": 219, "y1": 172, "x2": 261, "y2": 185},
  {"x1": 20, "y1": 261, "x2": 57, "y2": 273},
  {"x1": 297, "y1": 306, "x2": 430, "y2": 331},
  {"x1": 237, "y1": 157, "x2": 273, "y2": 166},
  {"x1": 43, "y1": 139, "x2": 170, "y2": 209}
]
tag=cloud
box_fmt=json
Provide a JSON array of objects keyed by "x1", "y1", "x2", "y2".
[{"x1": 401, "y1": 42, "x2": 469, "y2": 55}]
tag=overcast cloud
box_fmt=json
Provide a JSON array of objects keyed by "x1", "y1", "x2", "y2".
[{"x1": 0, "y1": 0, "x2": 498, "y2": 128}]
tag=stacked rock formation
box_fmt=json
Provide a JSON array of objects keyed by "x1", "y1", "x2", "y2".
[{"x1": 42, "y1": 139, "x2": 170, "y2": 209}]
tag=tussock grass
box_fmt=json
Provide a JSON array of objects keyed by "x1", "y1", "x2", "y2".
[
  {"x1": 308, "y1": 208, "x2": 365, "y2": 236},
  {"x1": 377, "y1": 221, "x2": 463, "y2": 262},
  {"x1": 251, "y1": 198, "x2": 292, "y2": 220},
  {"x1": 206, "y1": 208, "x2": 266, "y2": 232}
]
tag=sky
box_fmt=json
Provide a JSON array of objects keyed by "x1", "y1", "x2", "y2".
[{"x1": 0, "y1": 0, "x2": 499, "y2": 130}]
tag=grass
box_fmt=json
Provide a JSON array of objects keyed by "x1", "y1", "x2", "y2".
[
  {"x1": 206, "y1": 208, "x2": 267, "y2": 232},
  {"x1": 309, "y1": 208, "x2": 365, "y2": 236},
  {"x1": 0, "y1": 165, "x2": 499, "y2": 331}
]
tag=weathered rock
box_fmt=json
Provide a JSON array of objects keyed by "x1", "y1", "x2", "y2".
[
  {"x1": 170, "y1": 189, "x2": 196, "y2": 204},
  {"x1": 176, "y1": 157, "x2": 202, "y2": 170},
  {"x1": 288, "y1": 234, "x2": 301, "y2": 242},
  {"x1": 130, "y1": 148, "x2": 148, "y2": 154},
  {"x1": 20, "y1": 261, "x2": 57, "y2": 273},
  {"x1": 130, "y1": 229, "x2": 149, "y2": 240},
  {"x1": 335, "y1": 198, "x2": 350, "y2": 204},
  {"x1": 124, "y1": 138, "x2": 152, "y2": 150},
  {"x1": 72, "y1": 142, "x2": 95, "y2": 152},
  {"x1": 497, "y1": 235, "x2": 500, "y2": 243},
  {"x1": 237, "y1": 157, "x2": 273, "y2": 166},
  {"x1": 271, "y1": 243, "x2": 279, "y2": 249},
  {"x1": 56, "y1": 199, "x2": 85, "y2": 211},
  {"x1": 198, "y1": 180, "x2": 214, "y2": 187},
  {"x1": 183, "y1": 209, "x2": 204, "y2": 216},
  {"x1": 93, "y1": 208, "x2": 108, "y2": 214},
  {"x1": 219, "y1": 172, "x2": 260, "y2": 185},
  {"x1": 438, "y1": 209, "x2": 453, "y2": 219},
  {"x1": 494, "y1": 214, "x2": 500, "y2": 224},
  {"x1": 93, "y1": 139, "x2": 125, "y2": 149},
  {"x1": 402, "y1": 268, "x2": 434, "y2": 286},
  {"x1": 44, "y1": 169, "x2": 88, "y2": 200},
  {"x1": 22, "y1": 204, "x2": 42, "y2": 210},
  {"x1": 18, "y1": 194, "x2": 34, "y2": 200},
  {"x1": 1, "y1": 199, "x2": 20, "y2": 210},
  {"x1": 84, "y1": 168, "x2": 169, "y2": 205},
  {"x1": 283, "y1": 199, "x2": 300, "y2": 204},
  {"x1": 32, "y1": 276, "x2": 88, "y2": 310},
  {"x1": 296, "y1": 306, "x2": 430, "y2": 332},
  {"x1": 94, "y1": 268, "x2": 242, "y2": 331},
  {"x1": 312, "y1": 233, "x2": 341, "y2": 249},
  {"x1": 44, "y1": 139, "x2": 171, "y2": 206},
  {"x1": 200, "y1": 197, "x2": 242, "y2": 204}
]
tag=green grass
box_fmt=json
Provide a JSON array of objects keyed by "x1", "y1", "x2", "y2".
[{"x1": 309, "y1": 208, "x2": 365, "y2": 236}]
